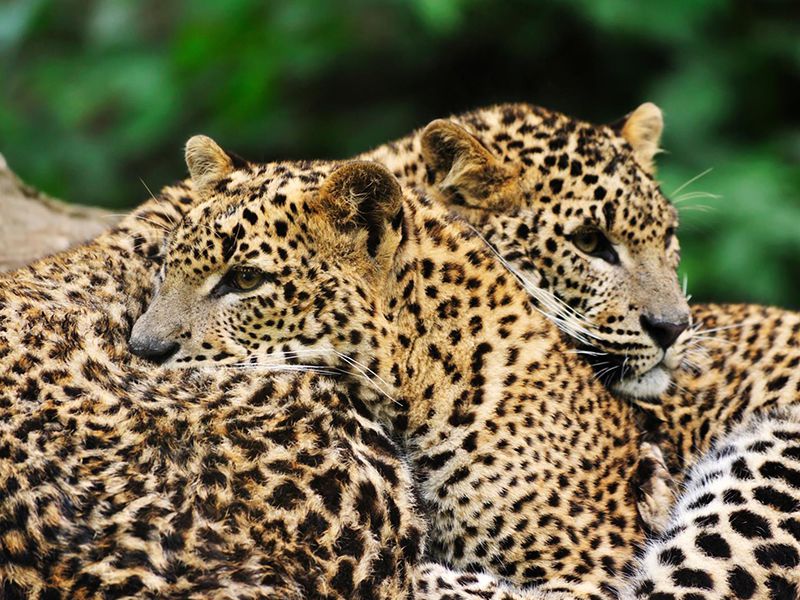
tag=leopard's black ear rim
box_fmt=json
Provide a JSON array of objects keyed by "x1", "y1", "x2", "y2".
[
  {"x1": 421, "y1": 119, "x2": 522, "y2": 210},
  {"x1": 319, "y1": 161, "x2": 404, "y2": 258}
]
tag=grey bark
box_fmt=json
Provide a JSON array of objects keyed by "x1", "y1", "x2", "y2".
[{"x1": 0, "y1": 153, "x2": 120, "y2": 272}]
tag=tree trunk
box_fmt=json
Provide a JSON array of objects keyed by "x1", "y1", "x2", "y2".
[{"x1": 0, "y1": 153, "x2": 119, "y2": 272}]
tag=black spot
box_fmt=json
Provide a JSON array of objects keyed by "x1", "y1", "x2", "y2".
[
  {"x1": 779, "y1": 517, "x2": 800, "y2": 542},
  {"x1": 672, "y1": 568, "x2": 713, "y2": 590},
  {"x1": 695, "y1": 532, "x2": 731, "y2": 558},
  {"x1": 593, "y1": 185, "x2": 607, "y2": 200},
  {"x1": 421, "y1": 259, "x2": 435, "y2": 278},
  {"x1": 242, "y1": 208, "x2": 258, "y2": 225},
  {"x1": 754, "y1": 543, "x2": 800, "y2": 568},
  {"x1": 336, "y1": 526, "x2": 363, "y2": 557},
  {"x1": 722, "y1": 488, "x2": 746, "y2": 505},
  {"x1": 754, "y1": 485, "x2": 800, "y2": 513},
  {"x1": 760, "y1": 460, "x2": 800, "y2": 489},
  {"x1": 687, "y1": 493, "x2": 714, "y2": 510},
  {"x1": 310, "y1": 468, "x2": 349, "y2": 513},
  {"x1": 766, "y1": 575, "x2": 798, "y2": 600},
  {"x1": 331, "y1": 560, "x2": 354, "y2": 596},
  {"x1": 658, "y1": 547, "x2": 685, "y2": 566},
  {"x1": 283, "y1": 281, "x2": 297, "y2": 301},
  {"x1": 766, "y1": 375, "x2": 789, "y2": 392},
  {"x1": 268, "y1": 481, "x2": 306, "y2": 509},
  {"x1": 694, "y1": 513, "x2": 719, "y2": 528},
  {"x1": 731, "y1": 457, "x2": 754, "y2": 480},
  {"x1": 748, "y1": 440, "x2": 774, "y2": 453},
  {"x1": 274, "y1": 220, "x2": 288, "y2": 237},
  {"x1": 2, "y1": 580, "x2": 26, "y2": 600},
  {"x1": 729, "y1": 509, "x2": 772, "y2": 538},
  {"x1": 727, "y1": 566, "x2": 756, "y2": 599}
]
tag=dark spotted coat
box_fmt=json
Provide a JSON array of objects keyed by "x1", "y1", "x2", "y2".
[
  {"x1": 0, "y1": 184, "x2": 427, "y2": 599},
  {"x1": 623, "y1": 406, "x2": 800, "y2": 600}
]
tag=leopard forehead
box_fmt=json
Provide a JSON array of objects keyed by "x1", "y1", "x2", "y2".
[
  {"x1": 459, "y1": 104, "x2": 678, "y2": 240},
  {"x1": 166, "y1": 160, "x2": 338, "y2": 278}
]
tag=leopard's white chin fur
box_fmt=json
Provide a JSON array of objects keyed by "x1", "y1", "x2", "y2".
[{"x1": 612, "y1": 364, "x2": 672, "y2": 400}]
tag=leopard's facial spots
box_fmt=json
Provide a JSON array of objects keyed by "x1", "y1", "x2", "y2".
[
  {"x1": 131, "y1": 159, "x2": 398, "y2": 378},
  {"x1": 476, "y1": 119, "x2": 688, "y2": 389}
]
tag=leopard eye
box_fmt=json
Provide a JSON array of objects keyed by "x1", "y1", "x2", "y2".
[
  {"x1": 212, "y1": 267, "x2": 267, "y2": 296},
  {"x1": 230, "y1": 267, "x2": 264, "y2": 291},
  {"x1": 570, "y1": 228, "x2": 619, "y2": 264}
]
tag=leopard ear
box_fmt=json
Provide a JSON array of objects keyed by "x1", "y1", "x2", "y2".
[
  {"x1": 318, "y1": 161, "x2": 404, "y2": 258},
  {"x1": 185, "y1": 135, "x2": 238, "y2": 195},
  {"x1": 613, "y1": 103, "x2": 663, "y2": 173},
  {"x1": 421, "y1": 119, "x2": 522, "y2": 211}
]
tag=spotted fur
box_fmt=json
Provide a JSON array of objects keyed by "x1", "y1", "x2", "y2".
[
  {"x1": 135, "y1": 136, "x2": 675, "y2": 594},
  {"x1": 0, "y1": 182, "x2": 432, "y2": 598},
  {"x1": 622, "y1": 406, "x2": 800, "y2": 600},
  {"x1": 636, "y1": 304, "x2": 800, "y2": 474}
]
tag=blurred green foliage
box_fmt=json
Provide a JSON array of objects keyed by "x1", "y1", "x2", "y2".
[{"x1": 1, "y1": 0, "x2": 798, "y2": 306}]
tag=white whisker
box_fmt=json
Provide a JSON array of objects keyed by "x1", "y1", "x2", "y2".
[
  {"x1": 463, "y1": 223, "x2": 601, "y2": 345},
  {"x1": 670, "y1": 168, "x2": 713, "y2": 197}
]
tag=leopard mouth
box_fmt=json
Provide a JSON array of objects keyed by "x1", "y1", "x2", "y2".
[{"x1": 582, "y1": 345, "x2": 678, "y2": 401}]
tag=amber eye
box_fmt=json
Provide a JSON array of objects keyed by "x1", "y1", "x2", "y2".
[
  {"x1": 572, "y1": 230, "x2": 601, "y2": 254},
  {"x1": 231, "y1": 267, "x2": 264, "y2": 291},
  {"x1": 211, "y1": 267, "x2": 270, "y2": 297},
  {"x1": 570, "y1": 228, "x2": 619, "y2": 264}
]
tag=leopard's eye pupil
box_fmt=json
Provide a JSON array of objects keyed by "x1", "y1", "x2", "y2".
[
  {"x1": 575, "y1": 231, "x2": 599, "y2": 253},
  {"x1": 232, "y1": 268, "x2": 263, "y2": 291}
]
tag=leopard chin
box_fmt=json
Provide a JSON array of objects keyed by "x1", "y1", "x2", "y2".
[{"x1": 611, "y1": 364, "x2": 672, "y2": 400}]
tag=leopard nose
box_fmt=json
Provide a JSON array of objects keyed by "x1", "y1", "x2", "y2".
[
  {"x1": 129, "y1": 335, "x2": 179, "y2": 364},
  {"x1": 640, "y1": 314, "x2": 689, "y2": 350}
]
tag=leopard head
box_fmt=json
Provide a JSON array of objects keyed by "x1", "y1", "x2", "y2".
[
  {"x1": 420, "y1": 103, "x2": 689, "y2": 399},
  {"x1": 129, "y1": 136, "x2": 405, "y2": 389}
]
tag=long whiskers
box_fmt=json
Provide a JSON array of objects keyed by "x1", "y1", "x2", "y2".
[
  {"x1": 463, "y1": 223, "x2": 601, "y2": 345},
  {"x1": 670, "y1": 168, "x2": 713, "y2": 197},
  {"x1": 140, "y1": 178, "x2": 178, "y2": 228},
  {"x1": 233, "y1": 348, "x2": 398, "y2": 404}
]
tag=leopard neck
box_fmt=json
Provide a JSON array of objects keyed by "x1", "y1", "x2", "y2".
[{"x1": 369, "y1": 191, "x2": 636, "y2": 448}]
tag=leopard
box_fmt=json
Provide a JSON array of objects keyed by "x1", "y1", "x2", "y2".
[
  {"x1": 361, "y1": 101, "x2": 690, "y2": 402},
  {"x1": 620, "y1": 405, "x2": 800, "y2": 600},
  {"x1": 371, "y1": 103, "x2": 800, "y2": 483},
  {"x1": 130, "y1": 133, "x2": 688, "y2": 597},
  {"x1": 0, "y1": 170, "x2": 439, "y2": 599},
  {"x1": 0, "y1": 146, "x2": 609, "y2": 600},
  {"x1": 366, "y1": 103, "x2": 800, "y2": 597}
]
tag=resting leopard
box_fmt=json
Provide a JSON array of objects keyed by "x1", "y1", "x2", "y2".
[
  {"x1": 128, "y1": 133, "x2": 696, "y2": 597},
  {"x1": 0, "y1": 168, "x2": 492, "y2": 599},
  {"x1": 361, "y1": 103, "x2": 800, "y2": 596},
  {"x1": 363, "y1": 102, "x2": 689, "y2": 402},
  {"x1": 366, "y1": 103, "x2": 800, "y2": 476}
]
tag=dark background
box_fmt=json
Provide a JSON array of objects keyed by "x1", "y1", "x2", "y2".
[{"x1": 1, "y1": 0, "x2": 799, "y2": 306}]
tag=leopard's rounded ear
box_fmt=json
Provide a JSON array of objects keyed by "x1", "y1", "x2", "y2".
[
  {"x1": 185, "y1": 135, "x2": 236, "y2": 195},
  {"x1": 318, "y1": 161, "x2": 404, "y2": 258},
  {"x1": 421, "y1": 119, "x2": 521, "y2": 210},
  {"x1": 612, "y1": 103, "x2": 663, "y2": 173}
]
